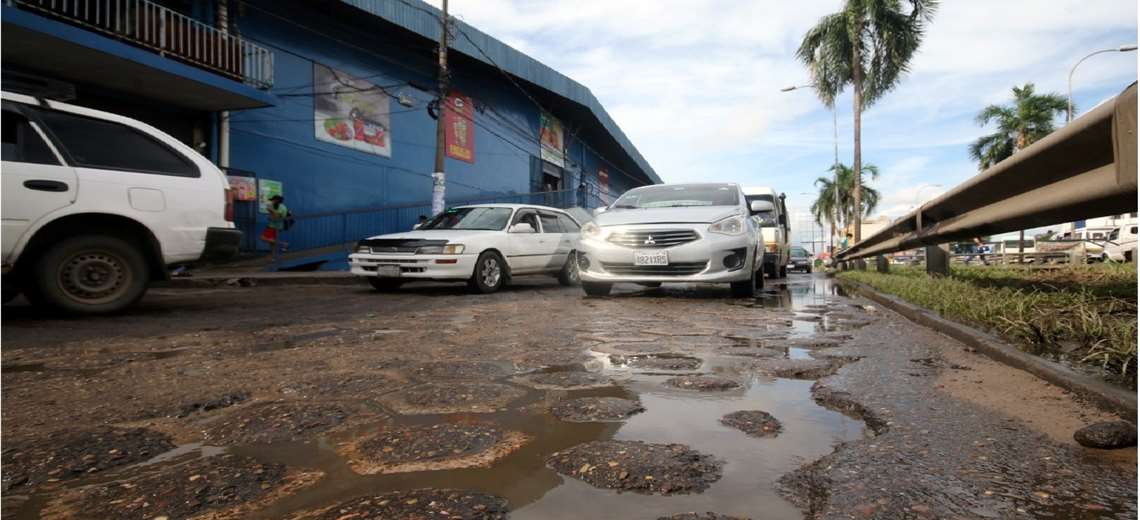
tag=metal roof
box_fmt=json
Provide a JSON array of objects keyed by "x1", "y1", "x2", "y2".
[{"x1": 340, "y1": 0, "x2": 661, "y2": 185}]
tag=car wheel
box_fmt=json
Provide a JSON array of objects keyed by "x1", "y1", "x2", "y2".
[
  {"x1": 468, "y1": 251, "x2": 507, "y2": 293},
  {"x1": 558, "y1": 252, "x2": 580, "y2": 286},
  {"x1": 2, "y1": 276, "x2": 19, "y2": 305},
  {"x1": 730, "y1": 266, "x2": 760, "y2": 298},
  {"x1": 582, "y1": 281, "x2": 612, "y2": 296},
  {"x1": 368, "y1": 277, "x2": 404, "y2": 292},
  {"x1": 32, "y1": 234, "x2": 149, "y2": 315}
]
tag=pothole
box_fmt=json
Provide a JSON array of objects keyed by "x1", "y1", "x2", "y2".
[
  {"x1": 337, "y1": 422, "x2": 529, "y2": 474},
  {"x1": 279, "y1": 371, "x2": 404, "y2": 401},
  {"x1": 42, "y1": 454, "x2": 319, "y2": 520},
  {"x1": 664, "y1": 375, "x2": 741, "y2": 391},
  {"x1": 750, "y1": 358, "x2": 842, "y2": 380},
  {"x1": 547, "y1": 440, "x2": 723, "y2": 495},
  {"x1": 292, "y1": 488, "x2": 508, "y2": 519},
  {"x1": 551, "y1": 397, "x2": 645, "y2": 422},
  {"x1": 407, "y1": 360, "x2": 517, "y2": 380},
  {"x1": 513, "y1": 371, "x2": 613, "y2": 390},
  {"x1": 174, "y1": 391, "x2": 251, "y2": 418},
  {"x1": 201, "y1": 402, "x2": 352, "y2": 445},
  {"x1": 609, "y1": 354, "x2": 702, "y2": 371},
  {"x1": 2, "y1": 427, "x2": 175, "y2": 491},
  {"x1": 382, "y1": 383, "x2": 526, "y2": 414},
  {"x1": 720, "y1": 410, "x2": 783, "y2": 438}
]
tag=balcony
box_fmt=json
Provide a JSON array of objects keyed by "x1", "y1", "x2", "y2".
[{"x1": 12, "y1": 0, "x2": 273, "y2": 90}]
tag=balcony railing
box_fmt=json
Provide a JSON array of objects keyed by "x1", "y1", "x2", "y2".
[{"x1": 14, "y1": 0, "x2": 274, "y2": 89}]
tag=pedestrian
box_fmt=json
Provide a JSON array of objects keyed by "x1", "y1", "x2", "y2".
[
  {"x1": 973, "y1": 237, "x2": 990, "y2": 266},
  {"x1": 577, "y1": 180, "x2": 588, "y2": 208},
  {"x1": 260, "y1": 195, "x2": 290, "y2": 264},
  {"x1": 841, "y1": 233, "x2": 853, "y2": 251}
]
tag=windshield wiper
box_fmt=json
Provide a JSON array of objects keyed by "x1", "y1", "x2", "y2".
[{"x1": 611, "y1": 204, "x2": 638, "y2": 209}]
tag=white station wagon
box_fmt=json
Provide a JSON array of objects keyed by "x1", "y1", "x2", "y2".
[{"x1": 349, "y1": 204, "x2": 582, "y2": 293}]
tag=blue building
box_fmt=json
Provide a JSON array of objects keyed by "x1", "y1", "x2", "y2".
[{"x1": 2, "y1": 0, "x2": 659, "y2": 258}]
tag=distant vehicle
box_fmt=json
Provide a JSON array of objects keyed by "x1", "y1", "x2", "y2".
[
  {"x1": 349, "y1": 204, "x2": 581, "y2": 293},
  {"x1": 1, "y1": 91, "x2": 240, "y2": 314},
  {"x1": 1104, "y1": 224, "x2": 1138, "y2": 262},
  {"x1": 742, "y1": 186, "x2": 790, "y2": 278},
  {"x1": 788, "y1": 246, "x2": 813, "y2": 273},
  {"x1": 577, "y1": 183, "x2": 765, "y2": 297}
]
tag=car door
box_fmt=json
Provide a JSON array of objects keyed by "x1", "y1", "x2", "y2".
[
  {"x1": 557, "y1": 212, "x2": 582, "y2": 264},
  {"x1": 505, "y1": 209, "x2": 545, "y2": 273},
  {"x1": 1, "y1": 104, "x2": 77, "y2": 263},
  {"x1": 537, "y1": 211, "x2": 567, "y2": 271}
]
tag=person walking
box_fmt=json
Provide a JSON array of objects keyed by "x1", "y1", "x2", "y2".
[
  {"x1": 260, "y1": 195, "x2": 290, "y2": 264},
  {"x1": 577, "y1": 180, "x2": 588, "y2": 208}
]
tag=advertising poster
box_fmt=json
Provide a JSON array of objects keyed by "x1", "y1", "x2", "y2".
[
  {"x1": 444, "y1": 91, "x2": 475, "y2": 163},
  {"x1": 258, "y1": 179, "x2": 283, "y2": 213},
  {"x1": 227, "y1": 176, "x2": 257, "y2": 202},
  {"x1": 313, "y1": 63, "x2": 392, "y2": 157},
  {"x1": 598, "y1": 167, "x2": 610, "y2": 204},
  {"x1": 539, "y1": 112, "x2": 565, "y2": 167}
]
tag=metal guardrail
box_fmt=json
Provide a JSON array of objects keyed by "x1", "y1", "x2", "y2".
[
  {"x1": 838, "y1": 82, "x2": 1137, "y2": 262},
  {"x1": 15, "y1": 0, "x2": 274, "y2": 89}
]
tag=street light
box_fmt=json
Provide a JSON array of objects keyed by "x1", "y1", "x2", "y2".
[
  {"x1": 783, "y1": 83, "x2": 840, "y2": 253},
  {"x1": 1068, "y1": 44, "x2": 1137, "y2": 122}
]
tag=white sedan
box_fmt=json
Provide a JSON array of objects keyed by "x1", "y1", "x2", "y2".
[{"x1": 349, "y1": 204, "x2": 583, "y2": 293}]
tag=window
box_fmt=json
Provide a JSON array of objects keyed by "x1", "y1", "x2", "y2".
[
  {"x1": 420, "y1": 207, "x2": 513, "y2": 231},
  {"x1": 1131, "y1": 226, "x2": 1137, "y2": 235},
  {"x1": 614, "y1": 184, "x2": 739, "y2": 209},
  {"x1": 1, "y1": 109, "x2": 59, "y2": 165},
  {"x1": 31, "y1": 108, "x2": 198, "y2": 177},
  {"x1": 1109, "y1": 229, "x2": 1120, "y2": 241},
  {"x1": 539, "y1": 213, "x2": 562, "y2": 233},
  {"x1": 511, "y1": 210, "x2": 540, "y2": 232},
  {"x1": 557, "y1": 214, "x2": 581, "y2": 232},
  {"x1": 1092, "y1": 232, "x2": 1104, "y2": 239}
]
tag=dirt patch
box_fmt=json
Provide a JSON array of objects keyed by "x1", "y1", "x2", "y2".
[
  {"x1": 338, "y1": 422, "x2": 530, "y2": 474},
  {"x1": 174, "y1": 392, "x2": 251, "y2": 418},
  {"x1": 292, "y1": 488, "x2": 509, "y2": 519},
  {"x1": 547, "y1": 440, "x2": 722, "y2": 495},
  {"x1": 278, "y1": 371, "x2": 404, "y2": 401},
  {"x1": 658, "y1": 514, "x2": 751, "y2": 520},
  {"x1": 407, "y1": 360, "x2": 516, "y2": 380},
  {"x1": 201, "y1": 401, "x2": 352, "y2": 445},
  {"x1": 664, "y1": 375, "x2": 740, "y2": 391},
  {"x1": 383, "y1": 383, "x2": 526, "y2": 414},
  {"x1": 42, "y1": 454, "x2": 319, "y2": 520},
  {"x1": 551, "y1": 397, "x2": 645, "y2": 422},
  {"x1": 610, "y1": 354, "x2": 702, "y2": 371},
  {"x1": 513, "y1": 371, "x2": 613, "y2": 390},
  {"x1": 720, "y1": 410, "x2": 782, "y2": 438},
  {"x1": 2, "y1": 427, "x2": 174, "y2": 492},
  {"x1": 750, "y1": 358, "x2": 845, "y2": 380}
]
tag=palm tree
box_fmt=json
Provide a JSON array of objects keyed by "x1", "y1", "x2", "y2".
[
  {"x1": 812, "y1": 162, "x2": 882, "y2": 238},
  {"x1": 968, "y1": 83, "x2": 1068, "y2": 170},
  {"x1": 797, "y1": 0, "x2": 938, "y2": 242}
]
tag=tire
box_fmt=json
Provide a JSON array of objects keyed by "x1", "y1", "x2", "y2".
[
  {"x1": 730, "y1": 266, "x2": 760, "y2": 298},
  {"x1": 558, "y1": 252, "x2": 580, "y2": 286},
  {"x1": 2, "y1": 277, "x2": 19, "y2": 305},
  {"x1": 468, "y1": 251, "x2": 507, "y2": 293},
  {"x1": 31, "y1": 234, "x2": 149, "y2": 315},
  {"x1": 582, "y1": 281, "x2": 612, "y2": 296},
  {"x1": 763, "y1": 263, "x2": 776, "y2": 279},
  {"x1": 368, "y1": 277, "x2": 404, "y2": 292}
]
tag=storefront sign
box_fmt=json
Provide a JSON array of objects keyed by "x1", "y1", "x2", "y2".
[
  {"x1": 598, "y1": 167, "x2": 610, "y2": 204},
  {"x1": 258, "y1": 179, "x2": 283, "y2": 213},
  {"x1": 313, "y1": 63, "x2": 392, "y2": 157},
  {"x1": 445, "y1": 91, "x2": 475, "y2": 163},
  {"x1": 227, "y1": 176, "x2": 257, "y2": 201},
  {"x1": 539, "y1": 113, "x2": 565, "y2": 167}
]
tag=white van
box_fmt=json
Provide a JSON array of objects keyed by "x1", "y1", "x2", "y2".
[
  {"x1": 742, "y1": 187, "x2": 790, "y2": 278},
  {"x1": 1104, "y1": 224, "x2": 1138, "y2": 262},
  {"x1": 2, "y1": 91, "x2": 240, "y2": 314}
]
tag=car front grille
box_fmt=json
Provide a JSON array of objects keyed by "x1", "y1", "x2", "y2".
[
  {"x1": 600, "y1": 261, "x2": 708, "y2": 276},
  {"x1": 607, "y1": 229, "x2": 700, "y2": 248}
]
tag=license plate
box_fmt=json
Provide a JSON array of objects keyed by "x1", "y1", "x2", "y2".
[
  {"x1": 377, "y1": 265, "x2": 401, "y2": 277},
  {"x1": 634, "y1": 250, "x2": 668, "y2": 266}
]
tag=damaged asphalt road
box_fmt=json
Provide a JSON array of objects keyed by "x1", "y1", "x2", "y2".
[{"x1": 1, "y1": 274, "x2": 1135, "y2": 519}]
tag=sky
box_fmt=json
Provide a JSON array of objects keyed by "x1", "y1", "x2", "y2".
[{"x1": 428, "y1": 0, "x2": 1138, "y2": 245}]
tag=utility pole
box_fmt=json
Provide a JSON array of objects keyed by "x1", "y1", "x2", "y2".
[{"x1": 431, "y1": 0, "x2": 450, "y2": 216}]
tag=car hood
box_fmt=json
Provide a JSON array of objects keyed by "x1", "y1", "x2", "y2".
[
  {"x1": 595, "y1": 206, "x2": 741, "y2": 227},
  {"x1": 362, "y1": 229, "x2": 497, "y2": 242}
]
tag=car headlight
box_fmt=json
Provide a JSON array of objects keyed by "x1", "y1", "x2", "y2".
[
  {"x1": 709, "y1": 214, "x2": 745, "y2": 235},
  {"x1": 416, "y1": 244, "x2": 465, "y2": 254},
  {"x1": 356, "y1": 243, "x2": 370, "y2": 253},
  {"x1": 580, "y1": 221, "x2": 601, "y2": 239}
]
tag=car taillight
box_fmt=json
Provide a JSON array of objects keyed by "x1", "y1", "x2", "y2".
[{"x1": 224, "y1": 188, "x2": 234, "y2": 222}]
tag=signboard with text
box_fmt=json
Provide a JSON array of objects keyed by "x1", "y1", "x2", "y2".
[
  {"x1": 539, "y1": 113, "x2": 565, "y2": 167},
  {"x1": 598, "y1": 167, "x2": 610, "y2": 204},
  {"x1": 444, "y1": 91, "x2": 475, "y2": 163}
]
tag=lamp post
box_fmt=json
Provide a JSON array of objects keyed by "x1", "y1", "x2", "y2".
[
  {"x1": 1068, "y1": 44, "x2": 1137, "y2": 122},
  {"x1": 783, "y1": 84, "x2": 839, "y2": 253}
]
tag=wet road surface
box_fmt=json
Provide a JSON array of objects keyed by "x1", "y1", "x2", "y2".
[{"x1": 1, "y1": 274, "x2": 1134, "y2": 519}]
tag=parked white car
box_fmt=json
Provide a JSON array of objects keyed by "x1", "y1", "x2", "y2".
[
  {"x1": 349, "y1": 204, "x2": 582, "y2": 293},
  {"x1": 577, "y1": 183, "x2": 765, "y2": 297},
  {"x1": 1, "y1": 91, "x2": 240, "y2": 314},
  {"x1": 742, "y1": 186, "x2": 790, "y2": 278},
  {"x1": 1104, "y1": 224, "x2": 1138, "y2": 262}
]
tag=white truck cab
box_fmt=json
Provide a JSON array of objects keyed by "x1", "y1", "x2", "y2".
[
  {"x1": 1, "y1": 91, "x2": 240, "y2": 314},
  {"x1": 1104, "y1": 224, "x2": 1138, "y2": 262},
  {"x1": 742, "y1": 186, "x2": 790, "y2": 278}
]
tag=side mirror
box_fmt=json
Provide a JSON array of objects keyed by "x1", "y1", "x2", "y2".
[
  {"x1": 412, "y1": 223, "x2": 423, "y2": 230},
  {"x1": 592, "y1": 207, "x2": 608, "y2": 216},
  {"x1": 749, "y1": 200, "x2": 775, "y2": 214},
  {"x1": 509, "y1": 223, "x2": 536, "y2": 234},
  {"x1": 778, "y1": 214, "x2": 787, "y2": 226}
]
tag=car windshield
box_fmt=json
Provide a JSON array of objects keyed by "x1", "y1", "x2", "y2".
[
  {"x1": 790, "y1": 247, "x2": 809, "y2": 257},
  {"x1": 420, "y1": 207, "x2": 513, "y2": 231},
  {"x1": 613, "y1": 185, "x2": 738, "y2": 209}
]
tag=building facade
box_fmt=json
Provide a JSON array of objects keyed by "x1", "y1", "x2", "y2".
[{"x1": 2, "y1": 0, "x2": 660, "y2": 256}]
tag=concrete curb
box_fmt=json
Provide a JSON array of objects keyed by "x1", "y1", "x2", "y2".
[
  {"x1": 837, "y1": 278, "x2": 1137, "y2": 421},
  {"x1": 156, "y1": 274, "x2": 364, "y2": 288}
]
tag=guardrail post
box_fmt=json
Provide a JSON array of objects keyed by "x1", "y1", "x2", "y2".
[
  {"x1": 876, "y1": 255, "x2": 889, "y2": 273},
  {"x1": 855, "y1": 259, "x2": 867, "y2": 271},
  {"x1": 926, "y1": 244, "x2": 950, "y2": 277}
]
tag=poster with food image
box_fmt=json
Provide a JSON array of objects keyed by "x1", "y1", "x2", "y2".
[
  {"x1": 539, "y1": 112, "x2": 564, "y2": 167},
  {"x1": 444, "y1": 91, "x2": 475, "y2": 163},
  {"x1": 258, "y1": 179, "x2": 283, "y2": 214},
  {"x1": 313, "y1": 63, "x2": 392, "y2": 157},
  {"x1": 227, "y1": 176, "x2": 257, "y2": 201}
]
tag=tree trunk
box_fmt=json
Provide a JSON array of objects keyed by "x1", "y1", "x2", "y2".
[{"x1": 851, "y1": 40, "x2": 864, "y2": 243}]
